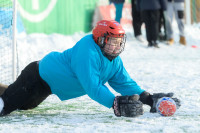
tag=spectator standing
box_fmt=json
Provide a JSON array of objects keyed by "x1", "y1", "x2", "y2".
[
  {"x1": 165, "y1": 0, "x2": 186, "y2": 45},
  {"x1": 131, "y1": 0, "x2": 146, "y2": 42},
  {"x1": 109, "y1": 0, "x2": 125, "y2": 23},
  {"x1": 138, "y1": 0, "x2": 167, "y2": 48}
]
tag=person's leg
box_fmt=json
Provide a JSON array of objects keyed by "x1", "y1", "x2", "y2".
[
  {"x1": 150, "y1": 9, "x2": 160, "y2": 47},
  {"x1": 132, "y1": 0, "x2": 142, "y2": 37},
  {"x1": 142, "y1": 10, "x2": 152, "y2": 46},
  {"x1": 158, "y1": 9, "x2": 167, "y2": 41},
  {"x1": 158, "y1": 9, "x2": 163, "y2": 34},
  {"x1": 0, "y1": 62, "x2": 38, "y2": 115},
  {"x1": 0, "y1": 61, "x2": 51, "y2": 116},
  {"x1": 162, "y1": 10, "x2": 167, "y2": 41},
  {"x1": 174, "y1": 2, "x2": 186, "y2": 45},
  {"x1": 114, "y1": 3, "x2": 124, "y2": 23},
  {"x1": 19, "y1": 70, "x2": 52, "y2": 110},
  {"x1": 166, "y1": 2, "x2": 174, "y2": 40}
]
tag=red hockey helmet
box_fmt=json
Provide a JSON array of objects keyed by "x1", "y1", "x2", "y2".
[
  {"x1": 92, "y1": 20, "x2": 126, "y2": 60},
  {"x1": 93, "y1": 20, "x2": 125, "y2": 43}
]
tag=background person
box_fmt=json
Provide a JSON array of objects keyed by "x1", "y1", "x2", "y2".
[
  {"x1": 138, "y1": 0, "x2": 167, "y2": 48},
  {"x1": 165, "y1": 0, "x2": 186, "y2": 45},
  {"x1": 131, "y1": 0, "x2": 146, "y2": 42},
  {"x1": 109, "y1": 0, "x2": 125, "y2": 23}
]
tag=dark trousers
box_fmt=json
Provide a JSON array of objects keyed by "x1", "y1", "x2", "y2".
[
  {"x1": 0, "y1": 61, "x2": 52, "y2": 116},
  {"x1": 142, "y1": 10, "x2": 160, "y2": 43},
  {"x1": 131, "y1": 0, "x2": 143, "y2": 37},
  {"x1": 159, "y1": 9, "x2": 167, "y2": 40}
]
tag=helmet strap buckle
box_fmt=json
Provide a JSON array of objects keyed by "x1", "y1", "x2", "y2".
[
  {"x1": 98, "y1": 33, "x2": 108, "y2": 48},
  {"x1": 99, "y1": 36, "x2": 105, "y2": 47}
]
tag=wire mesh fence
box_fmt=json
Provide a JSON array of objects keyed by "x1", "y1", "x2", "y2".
[{"x1": 0, "y1": 0, "x2": 13, "y2": 85}]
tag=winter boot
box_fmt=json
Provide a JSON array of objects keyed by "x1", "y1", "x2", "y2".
[
  {"x1": 167, "y1": 38, "x2": 174, "y2": 45},
  {"x1": 179, "y1": 36, "x2": 186, "y2": 45},
  {"x1": 153, "y1": 41, "x2": 159, "y2": 48},
  {"x1": 147, "y1": 41, "x2": 153, "y2": 47}
]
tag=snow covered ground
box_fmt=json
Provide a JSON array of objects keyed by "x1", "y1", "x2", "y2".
[{"x1": 0, "y1": 23, "x2": 200, "y2": 133}]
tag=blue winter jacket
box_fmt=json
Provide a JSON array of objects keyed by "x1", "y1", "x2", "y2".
[
  {"x1": 138, "y1": 0, "x2": 167, "y2": 11},
  {"x1": 39, "y1": 34, "x2": 144, "y2": 108}
]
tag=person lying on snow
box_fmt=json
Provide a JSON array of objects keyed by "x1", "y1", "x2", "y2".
[{"x1": 0, "y1": 20, "x2": 180, "y2": 117}]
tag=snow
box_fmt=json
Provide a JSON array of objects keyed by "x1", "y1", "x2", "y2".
[{"x1": 0, "y1": 23, "x2": 200, "y2": 133}]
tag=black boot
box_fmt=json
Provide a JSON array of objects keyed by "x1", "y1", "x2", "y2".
[
  {"x1": 147, "y1": 41, "x2": 153, "y2": 47},
  {"x1": 153, "y1": 41, "x2": 159, "y2": 48}
]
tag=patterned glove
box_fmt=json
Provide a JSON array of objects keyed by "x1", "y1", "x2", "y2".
[{"x1": 113, "y1": 94, "x2": 143, "y2": 117}]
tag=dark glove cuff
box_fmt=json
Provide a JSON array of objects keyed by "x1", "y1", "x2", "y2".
[{"x1": 113, "y1": 96, "x2": 121, "y2": 117}]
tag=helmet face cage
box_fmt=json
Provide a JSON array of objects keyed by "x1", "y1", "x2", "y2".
[
  {"x1": 99, "y1": 34, "x2": 126, "y2": 61},
  {"x1": 93, "y1": 20, "x2": 126, "y2": 61}
]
